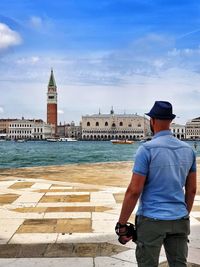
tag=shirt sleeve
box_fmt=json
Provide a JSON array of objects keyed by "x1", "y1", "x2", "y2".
[
  {"x1": 132, "y1": 145, "x2": 150, "y2": 176},
  {"x1": 189, "y1": 150, "x2": 196, "y2": 173}
]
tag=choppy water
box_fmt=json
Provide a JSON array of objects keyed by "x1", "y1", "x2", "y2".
[{"x1": 0, "y1": 140, "x2": 198, "y2": 169}]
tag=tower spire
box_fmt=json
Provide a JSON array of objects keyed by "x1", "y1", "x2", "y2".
[
  {"x1": 48, "y1": 68, "x2": 57, "y2": 88},
  {"x1": 110, "y1": 106, "x2": 114, "y2": 115}
]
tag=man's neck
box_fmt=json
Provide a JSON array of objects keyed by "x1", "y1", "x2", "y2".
[{"x1": 153, "y1": 128, "x2": 170, "y2": 135}]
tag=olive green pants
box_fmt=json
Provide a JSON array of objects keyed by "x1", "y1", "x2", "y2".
[{"x1": 136, "y1": 216, "x2": 190, "y2": 267}]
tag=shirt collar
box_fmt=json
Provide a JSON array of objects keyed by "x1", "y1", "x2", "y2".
[{"x1": 152, "y1": 130, "x2": 172, "y2": 139}]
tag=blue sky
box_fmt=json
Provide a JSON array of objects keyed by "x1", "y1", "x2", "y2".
[{"x1": 1, "y1": 0, "x2": 200, "y2": 124}]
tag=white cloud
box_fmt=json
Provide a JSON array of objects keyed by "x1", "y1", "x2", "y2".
[
  {"x1": 16, "y1": 56, "x2": 40, "y2": 65},
  {"x1": 0, "y1": 23, "x2": 22, "y2": 50},
  {"x1": 29, "y1": 16, "x2": 43, "y2": 29},
  {"x1": 28, "y1": 16, "x2": 55, "y2": 33},
  {"x1": 58, "y1": 109, "x2": 64, "y2": 114},
  {"x1": 31, "y1": 56, "x2": 40, "y2": 63},
  {"x1": 152, "y1": 59, "x2": 165, "y2": 68},
  {"x1": 168, "y1": 47, "x2": 200, "y2": 57}
]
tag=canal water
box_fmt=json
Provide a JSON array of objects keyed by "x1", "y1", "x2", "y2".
[{"x1": 0, "y1": 140, "x2": 198, "y2": 169}]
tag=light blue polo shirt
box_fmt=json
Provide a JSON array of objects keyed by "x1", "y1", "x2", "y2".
[{"x1": 133, "y1": 130, "x2": 196, "y2": 220}]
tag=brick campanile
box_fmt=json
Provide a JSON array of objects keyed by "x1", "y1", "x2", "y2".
[{"x1": 47, "y1": 69, "x2": 57, "y2": 135}]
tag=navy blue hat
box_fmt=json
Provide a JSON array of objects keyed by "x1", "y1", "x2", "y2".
[{"x1": 145, "y1": 101, "x2": 176, "y2": 120}]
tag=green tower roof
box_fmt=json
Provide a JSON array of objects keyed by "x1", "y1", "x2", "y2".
[{"x1": 48, "y1": 69, "x2": 57, "y2": 87}]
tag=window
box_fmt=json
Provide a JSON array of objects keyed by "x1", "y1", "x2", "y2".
[
  {"x1": 138, "y1": 123, "x2": 141, "y2": 127},
  {"x1": 119, "y1": 122, "x2": 123, "y2": 126},
  {"x1": 87, "y1": 122, "x2": 90, "y2": 126},
  {"x1": 105, "y1": 122, "x2": 108, "y2": 126},
  {"x1": 112, "y1": 123, "x2": 116, "y2": 127},
  {"x1": 48, "y1": 96, "x2": 54, "y2": 99},
  {"x1": 96, "y1": 122, "x2": 99, "y2": 126},
  {"x1": 128, "y1": 124, "x2": 132, "y2": 127}
]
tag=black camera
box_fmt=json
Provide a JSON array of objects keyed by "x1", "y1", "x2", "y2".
[{"x1": 115, "y1": 222, "x2": 137, "y2": 245}]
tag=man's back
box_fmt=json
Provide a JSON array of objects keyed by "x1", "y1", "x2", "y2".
[{"x1": 134, "y1": 130, "x2": 196, "y2": 219}]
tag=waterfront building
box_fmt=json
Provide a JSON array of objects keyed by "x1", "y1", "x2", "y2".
[
  {"x1": 185, "y1": 117, "x2": 200, "y2": 140},
  {"x1": 57, "y1": 121, "x2": 82, "y2": 140},
  {"x1": 47, "y1": 69, "x2": 57, "y2": 135},
  {"x1": 0, "y1": 119, "x2": 17, "y2": 134},
  {"x1": 82, "y1": 109, "x2": 150, "y2": 140},
  {"x1": 64, "y1": 121, "x2": 82, "y2": 140},
  {"x1": 57, "y1": 124, "x2": 65, "y2": 137},
  {"x1": 170, "y1": 123, "x2": 186, "y2": 140},
  {"x1": 8, "y1": 119, "x2": 54, "y2": 140}
]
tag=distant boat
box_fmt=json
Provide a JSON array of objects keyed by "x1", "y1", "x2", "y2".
[
  {"x1": 16, "y1": 139, "x2": 25, "y2": 143},
  {"x1": 58, "y1": 137, "x2": 77, "y2": 142},
  {"x1": 46, "y1": 138, "x2": 58, "y2": 142},
  {"x1": 66, "y1": 138, "x2": 77, "y2": 142},
  {"x1": 111, "y1": 140, "x2": 134, "y2": 144},
  {"x1": 58, "y1": 137, "x2": 68, "y2": 142}
]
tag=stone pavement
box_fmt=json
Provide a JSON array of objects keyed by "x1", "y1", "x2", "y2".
[{"x1": 0, "y1": 162, "x2": 199, "y2": 266}]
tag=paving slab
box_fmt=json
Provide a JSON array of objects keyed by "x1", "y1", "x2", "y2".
[
  {"x1": 0, "y1": 218, "x2": 24, "y2": 244},
  {"x1": 95, "y1": 256, "x2": 137, "y2": 267},
  {"x1": 43, "y1": 212, "x2": 91, "y2": 219},
  {"x1": 0, "y1": 258, "x2": 94, "y2": 267},
  {"x1": 9, "y1": 233, "x2": 58, "y2": 244},
  {"x1": 0, "y1": 162, "x2": 199, "y2": 266},
  {"x1": 57, "y1": 233, "x2": 115, "y2": 243}
]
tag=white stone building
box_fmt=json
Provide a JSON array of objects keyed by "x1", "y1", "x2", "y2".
[
  {"x1": 170, "y1": 123, "x2": 186, "y2": 140},
  {"x1": 185, "y1": 117, "x2": 200, "y2": 140},
  {"x1": 82, "y1": 110, "x2": 150, "y2": 140},
  {"x1": 8, "y1": 119, "x2": 54, "y2": 140}
]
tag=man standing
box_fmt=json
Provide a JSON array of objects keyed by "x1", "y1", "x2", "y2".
[{"x1": 116, "y1": 101, "x2": 197, "y2": 267}]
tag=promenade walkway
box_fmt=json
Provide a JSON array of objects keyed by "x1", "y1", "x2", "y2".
[{"x1": 0, "y1": 162, "x2": 199, "y2": 266}]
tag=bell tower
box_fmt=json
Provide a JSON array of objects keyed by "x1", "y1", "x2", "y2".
[{"x1": 47, "y1": 69, "x2": 57, "y2": 135}]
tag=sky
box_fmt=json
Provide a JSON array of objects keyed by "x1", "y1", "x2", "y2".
[{"x1": 1, "y1": 0, "x2": 200, "y2": 124}]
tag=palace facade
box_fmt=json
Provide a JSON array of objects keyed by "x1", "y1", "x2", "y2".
[{"x1": 82, "y1": 109, "x2": 150, "y2": 140}]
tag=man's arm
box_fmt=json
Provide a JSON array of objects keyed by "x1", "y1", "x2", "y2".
[
  {"x1": 185, "y1": 171, "x2": 197, "y2": 214},
  {"x1": 118, "y1": 172, "x2": 146, "y2": 225}
]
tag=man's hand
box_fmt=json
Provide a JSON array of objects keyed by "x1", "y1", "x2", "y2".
[
  {"x1": 118, "y1": 235, "x2": 133, "y2": 245},
  {"x1": 115, "y1": 222, "x2": 137, "y2": 245}
]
